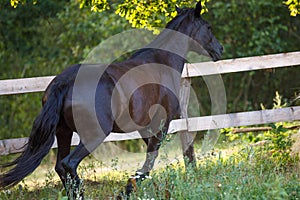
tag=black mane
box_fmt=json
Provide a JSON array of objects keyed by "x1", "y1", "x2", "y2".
[
  {"x1": 131, "y1": 8, "x2": 194, "y2": 59},
  {"x1": 165, "y1": 8, "x2": 192, "y2": 30}
]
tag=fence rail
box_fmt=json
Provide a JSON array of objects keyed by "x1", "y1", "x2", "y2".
[
  {"x1": 1, "y1": 52, "x2": 300, "y2": 96},
  {"x1": 1, "y1": 51, "x2": 300, "y2": 155}
]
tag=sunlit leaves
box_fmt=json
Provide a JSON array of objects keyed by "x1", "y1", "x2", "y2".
[
  {"x1": 115, "y1": 0, "x2": 171, "y2": 32},
  {"x1": 72, "y1": 0, "x2": 209, "y2": 32},
  {"x1": 10, "y1": 0, "x2": 20, "y2": 8},
  {"x1": 9, "y1": 0, "x2": 300, "y2": 19},
  {"x1": 284, "y1": 0, "x2": 300, "y2": 16},
  {"x1": 10, "y1": 0, "x2": 37, "y2": 8},
  {"x1": 79, "y1": 0, "x2": 110, "y2": 12},
  {"x1": 114, "y1": 0, "x2": 208, "y2": 31}
]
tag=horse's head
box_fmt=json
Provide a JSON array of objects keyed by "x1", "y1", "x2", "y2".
[{"x1": 172, "y1": 2, "x2": 223, "y2": 61}]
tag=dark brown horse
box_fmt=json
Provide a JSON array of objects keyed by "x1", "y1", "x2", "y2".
[{"x1": 0, "y1": 2, "x2": 222, "y2": 198}]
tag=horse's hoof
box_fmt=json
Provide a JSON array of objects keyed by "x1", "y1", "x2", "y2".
[
  {"x1": 125, "y1": 177, "x2": 137, "y2": 196},
  {"x1": 117, "y1": 191, "x2": 129, "y2": 200}
]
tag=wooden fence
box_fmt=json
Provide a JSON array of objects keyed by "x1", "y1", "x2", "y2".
[{"x1": 1, "y1": 51, "x2": 300, "y2": 155}]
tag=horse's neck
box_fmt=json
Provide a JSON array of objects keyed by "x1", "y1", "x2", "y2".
[{"x1": 132, "y1": 29, "x2": 190, "y2": 73}]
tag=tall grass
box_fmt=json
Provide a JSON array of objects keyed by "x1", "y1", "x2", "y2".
[
  {"x1": 1, "y1": 143, "x2": 299, "y2": 200},
  {"x1": 131, "y1": 146, "x2": 300, "y2": 200}
]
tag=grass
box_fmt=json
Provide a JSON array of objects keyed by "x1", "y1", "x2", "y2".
[
  {"x1": 133, "y1": 147, "x2": 300, "y2": 200},
  {"x1": 1, "y1": 141, "x2": 300, "y2": 200}
]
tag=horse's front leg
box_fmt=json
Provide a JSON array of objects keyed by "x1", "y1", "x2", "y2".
[{"x1": 124, "y1": 130, "x2": 164, "y2": 197}]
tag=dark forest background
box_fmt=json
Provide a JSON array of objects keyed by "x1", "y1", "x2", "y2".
[{"x1": 0, "y1": 0, "x2": 299, "y2": 141}]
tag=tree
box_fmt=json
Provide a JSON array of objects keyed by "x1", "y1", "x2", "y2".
[
  {"x1": 10, "y1": 0, "x2": 299, "y2": 29},
  {"x1": 7, "y1": 1, "x2": 210, "y2": 33}
]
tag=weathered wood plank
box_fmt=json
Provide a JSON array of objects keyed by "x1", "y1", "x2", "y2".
[
  {"x1": 0, "y1": 76, "x2": 55, "y2": 95},
  {"x1": 182, "y1": 51, "x2": 300, "y2": 77},
  {"x1": 0, "y1": 138, "x2": 28, "y2": 155},
  {"x1": 1, "y1": 52, "x2": 299, "y2": 95},
  {"x1": 0, "y1": 131, "x2": 144, "y2": 155},
  {"x1": 187, "y1": 106, "x2": 300, "y2": 131},
  {"x1": 1, "y1": 106, "x2": 299, "y2": 155}
]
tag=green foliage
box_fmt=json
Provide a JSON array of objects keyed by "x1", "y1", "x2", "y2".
[
  {"x1": 207, "y1": 0, "x2": 293, "y2": 58},
  {"x1": 263, "y1": 123, "x2": 296, "y2": 166},
  {"x1": 223, "y1": 92, "x2": 298, "y2": 166},
  {"x1": 191, "y1": 0, "x2": 300, "y2": 115}
]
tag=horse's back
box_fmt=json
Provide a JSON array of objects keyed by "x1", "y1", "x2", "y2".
[{"x1": 42, "y1": 64, "x2": 81, "y2": 105}]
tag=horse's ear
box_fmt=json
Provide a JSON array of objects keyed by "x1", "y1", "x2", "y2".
[
  {"x1": 175, "y1": 5, "x2": 182, "y2": 14},
  {"x1": 194, "y1": 1, "x2": 202, "y2": 18}
]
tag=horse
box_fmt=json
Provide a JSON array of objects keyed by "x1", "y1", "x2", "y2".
[{"x1": 0, "y1": 1, "x2": 223, "y2": 198}]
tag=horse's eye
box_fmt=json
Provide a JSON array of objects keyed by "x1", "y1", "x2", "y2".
[{"x1": 207, "y1": 25, "x2": 212, "y2": 30}]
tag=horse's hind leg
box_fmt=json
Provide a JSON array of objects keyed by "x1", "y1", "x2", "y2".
[
  {"x1": 59, "y1": 142, "x2": 90, "y2": 199},
  {"x1": 60, "y1": 135, "x2": 107, "y2": 199},
  {"x1": 54, "y1": 122, "x2": 73, "y2": 186}
]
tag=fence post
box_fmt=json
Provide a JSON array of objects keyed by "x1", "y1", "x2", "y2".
[{"x1": 179, "y1": 77, "x2": 196, "y2": 166}]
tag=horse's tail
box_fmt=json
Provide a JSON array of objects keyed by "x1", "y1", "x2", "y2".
[{"x1": 0, "y1": 81, "x2": 69, "y2": 189}]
